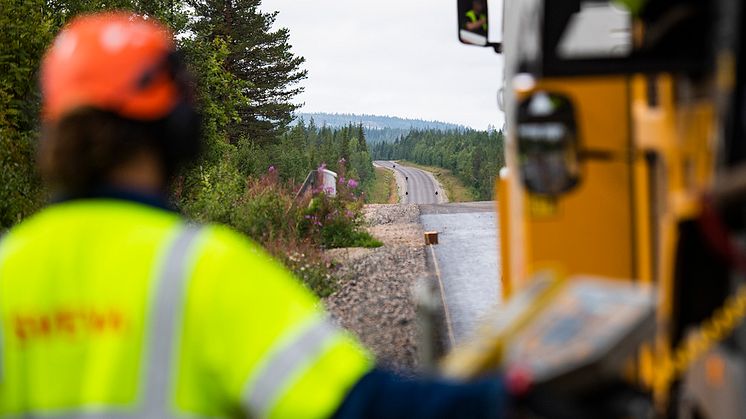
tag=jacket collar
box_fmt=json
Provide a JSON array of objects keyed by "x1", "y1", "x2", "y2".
[{"x1": 54, "y1": 186, "x2": 175, "y2": 212}]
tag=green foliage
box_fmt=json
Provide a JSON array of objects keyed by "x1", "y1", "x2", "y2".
[
  {"x1": 181, "y1": 36, "x2": 248, "y2": 165},
  {"x1": 180, "y1": 158, "x2": 245, "y2": 225},
  {"x1": 0, "y1": 0, "x2": 57, "y2": 229},
  {"x1": 372, "y1": 129, "x2": 505, "y2": 201},
  {"x1": 232, "y1": 173, "x2": 297, "y2": 243}
]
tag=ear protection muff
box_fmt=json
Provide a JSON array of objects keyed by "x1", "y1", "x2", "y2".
[{"x1": 136, "y1": 50, "x2": 202, "y2": 172}]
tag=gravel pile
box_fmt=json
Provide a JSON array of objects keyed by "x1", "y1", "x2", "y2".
[{"x1": 324, "y1": 204, "x2": 427, "y2": 371}]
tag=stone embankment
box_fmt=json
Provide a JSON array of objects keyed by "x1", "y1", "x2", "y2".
[{"x1": 324, "y1": 204, "x2": 427, "y2": 371}]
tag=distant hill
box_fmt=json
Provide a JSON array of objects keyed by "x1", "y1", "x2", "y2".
[{"x1": 293, "y1": 112, "x2": 469, "y2": 143}]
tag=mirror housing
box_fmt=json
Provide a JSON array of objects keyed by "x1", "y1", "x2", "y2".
[
  {"x1": 517, "y1": 91, "x2": 581, "y2": 196},
  {"x1": 458, "y1": 0, "x2": 503, "y2": 52}
]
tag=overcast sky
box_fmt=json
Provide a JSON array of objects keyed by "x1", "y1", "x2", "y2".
[{"x1": 259, "y1": 0, "x2": 505, "y2": 129}]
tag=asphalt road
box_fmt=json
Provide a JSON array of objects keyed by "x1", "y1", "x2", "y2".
[
  {"x1": 373, "y1": 161, "x2": 447, "y2": 204},
  {"x1": 420, "y1": 202, "x2": 501, "y2": 348}
]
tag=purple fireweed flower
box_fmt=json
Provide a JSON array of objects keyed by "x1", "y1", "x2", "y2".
[
  {"x1": 339, "y1": 158, "x2": 346, "y2": 164},
  {"x1": 325, "y1": 187, "x2": 335, "y2": 195},
  {"x1": 347, "y1": 179, "x2": 358, "y2": 189},
  {"x1": 268, "y1": 165, "x2": 276, "y2": 173},
  {"x1": 318, "y1": 163, "x2": 327, "y2": 171},
  {"x1": 338, "y1": 177, "x2": 346, "y2": 185},
  {"x1": 345, "y1": 210, "x2": 354, "y2": 219}
]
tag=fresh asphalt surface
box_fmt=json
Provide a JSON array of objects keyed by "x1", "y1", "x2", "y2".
[
  {"x1": 420, "y1": 202, "x2": 501, "y2": 347},
  {"x1": 373, "y1": 161, "x2": 447, "y2": 205}
]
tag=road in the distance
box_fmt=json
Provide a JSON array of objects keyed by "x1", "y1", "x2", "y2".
[{"x1": 373, "y1": 161, "x2": 447, "y2": 204}]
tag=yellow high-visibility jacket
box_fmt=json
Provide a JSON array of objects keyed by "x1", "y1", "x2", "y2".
[{"x1": 0, "y1": 199, "x2": 372, "y2": 418}]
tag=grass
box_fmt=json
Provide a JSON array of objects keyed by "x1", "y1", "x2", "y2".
[
  {"x1": 396, "y1": 161, "x2": 477, "y2": 202},
  {"x1": 367, "y1": 167, "x2": 399, "y2": 204}
]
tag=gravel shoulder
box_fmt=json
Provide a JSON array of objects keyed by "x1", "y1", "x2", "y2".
[{"x1": 324, "y1": 204, "x2": 427, "y2": 371}]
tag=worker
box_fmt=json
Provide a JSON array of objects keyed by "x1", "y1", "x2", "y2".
[
  {"x1": 0, "y1": 12, "x2": 521, "y2": 418},
  {"x1": 465, "y1": 0, "x2": 488, "y2": 36}
]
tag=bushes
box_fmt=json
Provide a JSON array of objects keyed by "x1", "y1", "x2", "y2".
[
  {"x1": 181, "y1": 161, "x2": 380, "y2": 297},
  {"x1": 301, "y1": 170, "x2": 382, "y2": 249}
]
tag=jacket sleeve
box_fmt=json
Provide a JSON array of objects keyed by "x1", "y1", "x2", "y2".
[{"x1": 331, "y1": 368, "x2": 509, "y2": 419}]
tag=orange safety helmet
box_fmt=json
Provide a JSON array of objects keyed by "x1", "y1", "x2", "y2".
[
  {"x1": 40, "y1": 11, "x2": 202, "y2": 166},
  {"x1": 41, "y1": 12, "x2": 182, "y2": 122}
]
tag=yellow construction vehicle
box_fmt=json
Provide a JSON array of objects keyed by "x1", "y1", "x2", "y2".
[{"x1": 446, "y1": 0, "x2": 746, "y2": 417}]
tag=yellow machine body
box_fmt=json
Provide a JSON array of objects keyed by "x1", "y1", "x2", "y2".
[{"x1": 497, "y1": 72, "x2": 718, "y2": 403}]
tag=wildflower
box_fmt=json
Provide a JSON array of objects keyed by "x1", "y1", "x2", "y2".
[
  {"x1": 339, "y1": 158, "x2": 346, "y2": 164},
  {"x1": 318, "y1": 163, "x2": 327, "y2": 172},
  {"x1": 268, "y1": 165, "x2": 276, "y2": 173},
  {"x1": 345, "y1": 210, "x2": 354, "y2": 219},
  {"x1": 347, "y1": 179, "x2": 358, "y2": 189}
]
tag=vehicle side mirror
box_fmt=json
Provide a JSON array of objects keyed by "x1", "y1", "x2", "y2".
[
  {"x1": 517, "y1": 91, "x2": 581, "y2": 196},
  {"x1": 457, "y1": 0, "x2": 502, "y2": 52}
]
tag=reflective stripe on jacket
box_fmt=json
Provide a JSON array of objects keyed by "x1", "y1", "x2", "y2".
[{"x1": 0, "y1": 199, "x2": 371, "y2": 418}]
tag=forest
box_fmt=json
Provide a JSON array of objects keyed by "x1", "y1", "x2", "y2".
[
  {"x1": 296, "y1": 112, "x2": 467, "y2": 143},
  {"x1": 371, "y1": 129, "x2": 506, "y2": 201}
]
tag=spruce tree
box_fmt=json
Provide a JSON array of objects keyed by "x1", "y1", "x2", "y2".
[{"x1": 187, "y1": 0, "x2": 307, "y2": 145}]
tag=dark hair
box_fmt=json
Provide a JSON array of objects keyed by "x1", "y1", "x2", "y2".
[{"x1": 38, "y1": 107, "x2": 173, "y2": 195}]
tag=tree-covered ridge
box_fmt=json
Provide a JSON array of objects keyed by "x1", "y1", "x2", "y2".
[
  {"x1": 295, "y1": 112, "x2": 469, "y2": 143},
  {"x1": 371, "y1": 129, "x2": 506, "y2": 201},
  {"x1": 296, "y1": 112, "x2": 468, "y2": 130}
]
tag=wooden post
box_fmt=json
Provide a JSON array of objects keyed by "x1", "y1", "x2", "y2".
[{"x1": 424, "y1": 231, "x2": 439, "y2": 245}]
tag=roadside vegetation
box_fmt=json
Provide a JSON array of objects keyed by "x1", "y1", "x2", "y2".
[
  {"x1": 371, "y1": 129, "x2": 505, "y2": 201},
  {"x1": 367, "y1": 168, "x2": 399, "y2": 204},
  {"x1": 396, "y1": 161, "x2": 476, "y2": 202},
  {"x1": 1, "y1": 0, "x2": 378, "y2": 297}
]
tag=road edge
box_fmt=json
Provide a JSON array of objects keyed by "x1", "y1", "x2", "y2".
[{"x1": 373, "y1": 161, "x2": 409, "y2": 204}]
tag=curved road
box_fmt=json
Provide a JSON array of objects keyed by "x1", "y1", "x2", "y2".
[{"x1": 373, "y1": 161, "x2": 447, "y2": 204}]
